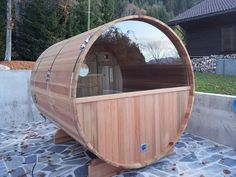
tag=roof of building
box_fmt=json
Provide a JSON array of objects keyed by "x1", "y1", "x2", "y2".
[{"x1": 169, "y1": 0, "x2": 236, "y2": 25}]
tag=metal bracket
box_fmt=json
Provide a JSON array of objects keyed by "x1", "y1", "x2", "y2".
[
  {"x1": 80, "y1": 36, "x2": 91, "y2": 50},
  {"x1": 233, "y1": 99, "x2": 236, "y2": 113},
  {"x1": 46, "y1": 69, "x2": 51, "y2": 82},
  {"x1": 33, "y1": 94, "x2": 38, "y2": 104}
]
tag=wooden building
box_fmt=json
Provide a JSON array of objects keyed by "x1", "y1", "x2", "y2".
[{"x1": 168, "y1": 0, "x2": 236, "y2": 57}]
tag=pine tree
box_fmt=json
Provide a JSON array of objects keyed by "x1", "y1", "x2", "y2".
[
  {"x1": 0, "y1": 0, "x2": 6, "y2": 60},
  {"x1": 147, "y1": 4, "x2": 169, "y2": 23},
  {"x1": 65, "y1": 0, "x2": 88, "y2": 37},
  {"x1": 12, "y1": 0, "x2": 203, "y2": 60},
  {"x1": 114, "y1": 1, "x2": 128, "y2": 18},
  {"x1": 99, "y1": 0, "x2": 115, "y2": 24},
  {"x1": 15, "y1": 0, "x2": 69, "y2": 60},
  {"x1": 88, "y1": 0, "x2": 102, "y2": 29}
]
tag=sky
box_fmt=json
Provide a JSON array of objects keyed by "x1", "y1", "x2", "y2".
[{"x1": 113, "y1": 20, "x2": 180, "y2": 61}]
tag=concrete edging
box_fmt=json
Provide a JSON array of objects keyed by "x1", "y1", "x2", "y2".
[
  {"x1": 0, "y1": 70, "x2": 42, "y2": 128},
  {"x1": 186, "y1": 92, "x2": 236, "y2": 148}
]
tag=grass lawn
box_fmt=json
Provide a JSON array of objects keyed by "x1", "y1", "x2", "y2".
[{"x1": 195, "y1": 72, "x2": 236, "y2": 96}]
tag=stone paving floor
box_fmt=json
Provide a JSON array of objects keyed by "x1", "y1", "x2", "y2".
[{"x1": 0, "y1": 120, "x2": 236, "y2": 177}]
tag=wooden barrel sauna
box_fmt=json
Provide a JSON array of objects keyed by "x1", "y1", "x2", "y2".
[{"x1": 31, "y1": 15, "x2": 194, "y2": 169}]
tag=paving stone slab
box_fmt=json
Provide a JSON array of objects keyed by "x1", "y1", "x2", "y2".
[{"x1": 0, "y1": 120, "x2": 235, "y2": 177}]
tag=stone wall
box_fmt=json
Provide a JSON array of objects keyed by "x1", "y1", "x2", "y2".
[{"x1": 191, "y1": 54, "x2": 236, "y2": 73}]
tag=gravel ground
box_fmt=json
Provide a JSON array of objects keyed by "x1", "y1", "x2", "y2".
[{"x1": 0, "y1": 61, "x2": 34, "y2": 70}]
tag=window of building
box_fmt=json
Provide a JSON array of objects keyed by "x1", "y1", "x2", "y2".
[{"x1": 222, "y1": 26, "x2": 234, "y2": 52}]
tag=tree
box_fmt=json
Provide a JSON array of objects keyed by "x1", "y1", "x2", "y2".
[
  {"x1": 147, "y1": 4, "x2": 169, "y2": 23},
  {"x1": 170, "y1": 0, "x2": 202, "y2": 15},
  {"x1": 99, "y1": 0, "x2": 115, "y2": 24},
  {"x1": 9, "y1": 0, "x2": 203, "y2": 60},
  {"x1": 15, "y1": 0, "x2": 70, "y2": 60},
  {"x1": 65, "y1": 0, "x2": 88, "y2": 37},
  {"x1": 0, "y1": 0, "x2": 6, "y2": 60},
  {"x1": 114, "y1": 1, "x2": 127, "y2": 18},
  {"x1": 14, "y1": 0, "x2": 20, "y2": 34},
  {"x1": 5, "y1": 0, "x2": 12, "y2": 61},
  {"x1": 173, "y1": 25, "x2": 186, "y2": 44}
]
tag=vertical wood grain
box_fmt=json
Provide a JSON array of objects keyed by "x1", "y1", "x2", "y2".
[{"x1": 76, "y1": 89, "x2": 190, "y2": 167}]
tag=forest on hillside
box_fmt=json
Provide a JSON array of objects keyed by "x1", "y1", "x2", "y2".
[{"x1": 0, "y1": 0, "x2": 202, "y2": 60}]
